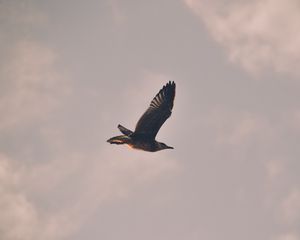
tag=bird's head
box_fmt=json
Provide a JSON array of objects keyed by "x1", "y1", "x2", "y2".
[{"x1": 157, "y1": 142, "x2": 174, "y2": 151}]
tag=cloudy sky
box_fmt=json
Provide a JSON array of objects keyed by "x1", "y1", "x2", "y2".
[{"x1": 1, "y1": 0, "x2": 300, "y2": 239}]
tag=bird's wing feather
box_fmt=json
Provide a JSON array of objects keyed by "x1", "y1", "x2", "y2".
[{"x1": 133, "y1": 81, "x2": 175, "y2": 139}]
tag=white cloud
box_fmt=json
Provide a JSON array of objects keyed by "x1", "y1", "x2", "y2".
[
  {"x1": 0, "y1": 0, "x2": 45, "y2": 26},
  {"x1": 199, "y1": 107, "x2": 300, "y2": 239},
  {"x1": 265, "y1": 160, "x2": 284, "y2": 181},
  {"x1": 0, "y1": 42, "x2": 179, "y2": 239},
  {"x1": 0, "y1": 153, "x2": 93, "y2": 240},
  {"x1": 0, "y1": 40, "x2": 70, "y2": 131},
  {"x1": 275, "y1": 233, "x2": 299, "y2": 240},
  {"x1": 0, "y1": 2, "x2": 77, "y2": 239},
  {"x1": 202, "y1": 109, "x2": 274, "y2": 146},
  {"x1": 0, "y1": 1, "x2": 69, "y2": 132},
  {"x1": 288, "y1": 110, "x2": 300, "y2": 132},
  {"x1": 63, "y1": 149, "x2": 179, "y2": 224},
  {"x1": 184, "y1": 0, "x2": 300, "y2": 76},
  {"x1": 0, "y1": 149, "x2": 179, "y2": 240},
  {"x1": 0, "y1": 24, "x2": 179, "y2": 240},
  {"x1": 0, "y1": 155, "x2": 50, "y2": 240},
  {"x1": 108, "y1": 0, "x2": 126, "y2": 26},
  {"x1": 281, "y1": 188, "x2": 300, "y2": 224}
]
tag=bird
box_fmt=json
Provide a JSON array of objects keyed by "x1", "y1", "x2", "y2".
[{"x1": 107, "y1": 81, "x2": 176, "y2": 152}]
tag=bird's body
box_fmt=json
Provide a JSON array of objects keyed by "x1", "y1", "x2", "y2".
[
  {"x1": 107, "y1": 81, "x2": 176, "y2": 152},
  {"x1": 108, "y1": 131, "x2": 170, "y2": 152}
]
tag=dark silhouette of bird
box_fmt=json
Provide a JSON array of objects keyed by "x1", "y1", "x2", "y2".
[{"x1": 107, "y1": 81, "x2": 176, "y2": 152}]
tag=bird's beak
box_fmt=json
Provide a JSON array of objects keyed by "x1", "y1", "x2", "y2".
[{"x1": 167, "y1": 146, "x2": 174, "y2": 149}]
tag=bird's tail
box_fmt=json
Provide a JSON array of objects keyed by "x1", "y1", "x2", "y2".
[
  {"x1": 118, "y1": 124, "x2": 133, "y2": 136},
  {"x1": 107, "y1": 135, "x2": 130, "y2": 145}
]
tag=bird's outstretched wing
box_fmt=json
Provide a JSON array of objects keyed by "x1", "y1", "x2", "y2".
[{"x1": 133, "y1": 81, "x2": 176, "y2": 139}]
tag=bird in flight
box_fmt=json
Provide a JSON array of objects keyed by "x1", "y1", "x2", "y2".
[{"x1": 107, "y1": 81, "x2": 176, "y2": 152}]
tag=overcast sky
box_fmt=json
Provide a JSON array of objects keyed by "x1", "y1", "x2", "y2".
[{"x1": 1, "y1": 0, "x2": 300, "y2": 240}]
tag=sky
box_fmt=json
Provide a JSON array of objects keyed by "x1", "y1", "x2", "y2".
[{"x1": 1, "y1": 0, "x2": 300, "y2": 240}]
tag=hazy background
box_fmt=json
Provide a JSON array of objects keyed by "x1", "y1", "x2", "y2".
[{"x1": 1, "y1": 0, "x2": 300, "y2": 240}]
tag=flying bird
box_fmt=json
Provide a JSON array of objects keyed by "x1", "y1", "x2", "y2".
[{"x1": 107, "y1": 81, "x2": 176, "y2": 152}]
